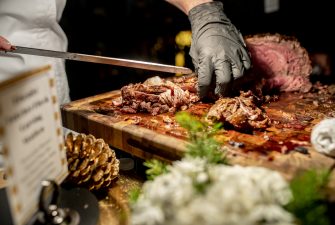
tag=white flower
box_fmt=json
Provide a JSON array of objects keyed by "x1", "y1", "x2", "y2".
[
  {"x1": 175, "y1": 196, "x2": 225, "y2": 225},
  {"x1": 131, "y1": 159, "x2": 295, "y2": 225},
  {"x1": 255, "y1": 169, "x2": 292, "y2": 205},
  {"x1": 196, "y1": 171, "x2": 209, "y2": 184},
  {"x1": 142, "y1": 170, "x2": 195, "y2": 207},
  {"x1": 248, "y1": 205, "x2": 295, "y2": 225},
  {"x1": 131, "y1": 199, "x2": 164, "y2": 225},
  {"x1": 169, "y1": 157, "x2": 207, "y2": 176}
]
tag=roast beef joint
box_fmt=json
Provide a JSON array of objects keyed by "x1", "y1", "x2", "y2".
[{"x1": 245, "y1": 33, "x2": 312, "y2": 93}]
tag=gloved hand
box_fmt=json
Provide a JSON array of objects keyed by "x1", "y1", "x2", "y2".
[
  {"x1": 188, "y1": 1, "x2": 251, "y2": 98},
  {"x1": 0, "y1": 36, "x2": 12, "y2": 51}
]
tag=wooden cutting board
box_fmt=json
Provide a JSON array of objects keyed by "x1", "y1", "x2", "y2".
[{"x1": 61, "y1": 90, "x2": 335, "y2": 180}]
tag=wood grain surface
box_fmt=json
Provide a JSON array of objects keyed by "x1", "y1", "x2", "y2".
[
  {"x1": 97, "y1": 172, "x2": 144, "y2": 225},
  {"x1": 61, "y1": 90, "x2": 335, "y2": 180}
]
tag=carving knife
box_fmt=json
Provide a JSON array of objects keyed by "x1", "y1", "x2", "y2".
[{"x1": 4, "y1": 46, "x2": 193, "y2": 75}]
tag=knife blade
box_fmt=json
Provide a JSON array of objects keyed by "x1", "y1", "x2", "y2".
[{"x1": 7, "y1": 46, "x2": 193, "y2": 75}]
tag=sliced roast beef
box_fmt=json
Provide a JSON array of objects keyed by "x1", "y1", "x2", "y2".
[{"x1": 245, "y1": 33, "x2": 312, "y2": 93}]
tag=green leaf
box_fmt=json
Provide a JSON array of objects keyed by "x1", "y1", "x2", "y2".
[
  {"x1": 175, "y1": 112, "x2": 227, "y2": 164},
  {"x1": 186, "y1": 138, "x2": 227, "y2": 164},
  {"x1": 143, "y1": 159, "x2": 168, "y2": 180},
  {"x1": 286, "y1": 170, "x2": 331, "y2": 225},
  {"x1": 128, "y1": 187, "x2": 142, "y2": 204},
  {"x1": 175, "y1": 112, "x2": 205, "y2": 141}
]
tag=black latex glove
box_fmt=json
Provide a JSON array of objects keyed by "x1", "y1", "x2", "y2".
[{"x1": 189, "y1": 1, "x2": 251, "y2": 98}]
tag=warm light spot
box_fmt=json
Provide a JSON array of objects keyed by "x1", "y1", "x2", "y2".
[
  {"x1": 175, "y1": 30, "x2": 192, "y2": 49},
  {"x1": 12, "y1": 185, "x2": 18, "y2": 195},
  {"x1": 59, "y1": 143, "x2": 64, "y2": 151},
  {"x1": 54, "y1": 112, "x2": 59, "y2": 120},
  {"x1": 16, "y1": 203, "x2": 22, "y2": 213},
  {"x1": 175, "y1": 51, "x2": 185, "y2": 67},
  {"x1": 49, "y1": 78, "x2": 55, "y2": 88},
  {"x1": 52, "y1": 96, "x2": 57, "y2": 104},
  {"x1": 57, "y1": 128, "x2": 61, "y2": 136},
  {"x1": 2, "y1": 146, "x2": 9, "y2": 157}
]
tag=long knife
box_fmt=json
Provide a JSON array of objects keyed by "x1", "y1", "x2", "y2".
[{"x1": 5, "y1": 46, "x2": 193, "y2": 75}]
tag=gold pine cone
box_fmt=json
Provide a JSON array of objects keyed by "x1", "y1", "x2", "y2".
[{"x1": 65, "y1": 132, "x2": 120, "y2": 191}]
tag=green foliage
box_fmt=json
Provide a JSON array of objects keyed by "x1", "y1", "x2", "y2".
[
  {"x1": 143, "y1": 159, "x2": 168, "y2": 180},
  {"x1": 186, "y1": 137, "x2": 227, "y2": 165},
  {"x1": 128, "y1": 187, "x2": 142, "y2": 204},
  {"x1": 175, "y1": 112, "x2": 227, "y2": 164},
  {"x1": 286, "y1": 170, "x2": 331, "y2": 225},
  {"x1": 175, "y1": 112, "x2": 222, "y2": 141}
]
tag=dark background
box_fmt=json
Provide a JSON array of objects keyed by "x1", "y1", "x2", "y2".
[{"x1": 60, "y1": 0, "x2": 334, "y2": 101}]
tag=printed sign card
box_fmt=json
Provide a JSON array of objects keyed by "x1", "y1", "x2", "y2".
[{"x1": 0, "y1": 65, "x2": 68, "y2": 225}]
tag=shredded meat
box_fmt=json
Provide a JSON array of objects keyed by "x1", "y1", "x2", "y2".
[
  {"x1": 171, "y1": 75, "x2": 198, "y2": 93},
  {"x1": 206, "y1": 91, "x2": 269, "y2": 130},
  {"x1": 119, "y1": 76, "x2": 199, "y2": 115}
]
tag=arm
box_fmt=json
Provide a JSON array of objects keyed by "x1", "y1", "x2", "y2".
[
  {"x1": 165, "y1": 0, "x2": 212, "y2": 14},
  {"x1": 166, "y1": 0, "x2": 251, "y2": 98},
  {"x1": 0, "y1": 36, "x2": 12, "y2": 51}
]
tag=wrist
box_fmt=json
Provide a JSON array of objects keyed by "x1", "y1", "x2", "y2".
[
  {"x1": 185, "y1": 0, "x2": 213, "y2": 14},
  {"x1": 167, "y1": 0, "x2": 213, "y2": 15},
  {"x1": 189, "y1": 1, "x2": 227, "y2": 30}
]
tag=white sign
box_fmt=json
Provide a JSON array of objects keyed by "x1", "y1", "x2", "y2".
[
  {"x1": 0, "y1": 66, "x2": 68, "y2": 225},
  {"x1": 264, "y1": 0, "x2": 280, "y2": 13}
]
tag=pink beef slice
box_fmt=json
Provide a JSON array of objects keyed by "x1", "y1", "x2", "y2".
[{"x1": 245, "y1": 34, "x2": 312, "y2": 93}]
